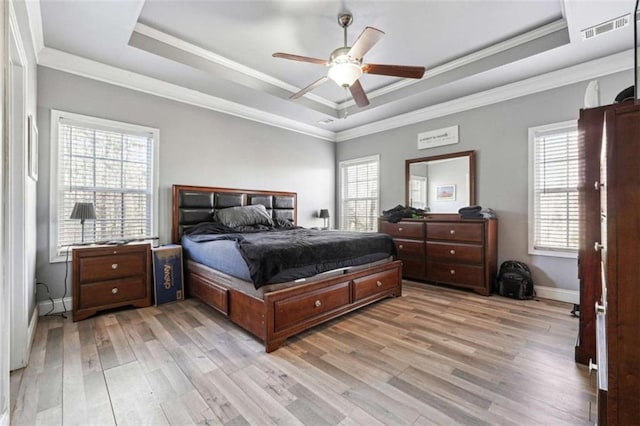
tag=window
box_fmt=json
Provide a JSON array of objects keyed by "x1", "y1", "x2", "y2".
[
  {"x1": 528, "y1": 121, "x2": 578, "y2": 257},
  {"x1": 50, "y1": 110, "x2": 159, "y2": 261},
  {"x1": 409, "y1": 175, "x2": 427, "y2": 210},
  {"x1": 339, "y1": 155, "x2": 380, "y2": 232}
]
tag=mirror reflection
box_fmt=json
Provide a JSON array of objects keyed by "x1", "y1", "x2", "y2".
[{"x1": 406, "y1": 151, "x2": 475, "y2": 213}]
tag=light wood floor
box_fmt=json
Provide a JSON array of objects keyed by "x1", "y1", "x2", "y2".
[{"x1": 10, "y1": 282, "x2": 594, "y2": 425}]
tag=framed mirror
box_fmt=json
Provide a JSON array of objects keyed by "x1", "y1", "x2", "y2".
[{"x1": 405, "y1": 150, "x2": 475, "y2": 213}]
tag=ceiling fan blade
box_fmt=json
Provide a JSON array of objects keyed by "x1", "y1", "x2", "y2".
[
  {"x1": 272, "y1": 52, "x2": 327, "y2": 65},
  {"x1": 290, "y1": 75, "x2": 329, "y2": 99},
  {"x1": 362, "y1": 63, "x2": 426, "y2": 79},
  {"x1": 348, "y1": 27, "x2": 385, "y2": 60},
  {"x1": 349, "y1": 80, "x2": 370, "y2": 107}
]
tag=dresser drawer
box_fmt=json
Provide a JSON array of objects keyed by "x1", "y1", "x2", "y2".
[
  {"x1": 353, "y1": 269, "x2": 399, "y2": 301},
  {"x1": 394, "y1": 239, "x2": 425, "y2": 258},
  {"x1": 402, "y1": 259, "x2": 426, "y2": 280},
  {"x1": 426, "y1": 262, "x2": 484, "y2": 288},
  {"x1": 274, "y1": 281, "x2": 350, "y2": 332},
  {"x1": 427, "y1": 222, "x2": 483, "y2": 242},
  {"x1": 379, "y1": 221, "x2": 424, "y2": 240},
  {"x1": 78, "y1": 253, "x2": 146, "y2": 283},
  {"x1": 426, "y1": 241, "x2": 483, "y2": 264},
  {"x1": 79, "y1": 276, "x2": 148, "y2": 309}
]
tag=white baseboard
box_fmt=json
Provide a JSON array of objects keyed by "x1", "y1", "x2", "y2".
[
  {"x1": 37, "y1": 297, "x2": 72, "y2": 316},
  {"x1": 535, "y1": 286, "x2": 579, "y2": 304}
]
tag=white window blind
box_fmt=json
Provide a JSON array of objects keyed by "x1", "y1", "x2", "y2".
[
  {"x1": 529, "y1": 121, "x2": 578, "y2": 255},
  {"x1": 339, "y1": 155, "x2": 379, "y2": 232},
  {"x1": 51, "y1": 111, "x2": 158, "y2": 259}
]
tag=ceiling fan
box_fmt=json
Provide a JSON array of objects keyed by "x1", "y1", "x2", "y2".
[{"x1": 273, "y1": 13, "x2": 426, "y2": 108}]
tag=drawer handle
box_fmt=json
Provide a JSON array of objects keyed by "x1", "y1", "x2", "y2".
[
  {"x1": 376, "y1": 281, "x2": 383, "y2": 287},
  {"x1": 450, "y1": 230, "x2": 455, "y2": 235},
  {"x1": 588, "y1": 359, "x2": 598, "y2": 375},
  {"x1": 398, "y1": 227, "x2": 403, "y2": 232},
  {"x1": 450, "y1": 269, "x2": 456, "y2": 275},
  {"x1": 398, "y1": 244, "x2": 404, "y2": 250},
  {"x1": 450, "y1": 249, "x2": 456, "y2": 255},
  {"x1": 111, "y1": 263, "x2": 118, "y2": 270},
  {"x1": 594, "y1": 242, "x2": 604, "y2": 252},
  {"x1": 314, "y1": 300, "x2": 321, "y2": 308},
  {"x1": 111, "y1": 288, "x2": 119, "y2": 294}
]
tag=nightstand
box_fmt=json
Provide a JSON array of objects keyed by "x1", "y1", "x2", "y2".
[{"x1": 72, "y1": 243, "x2": 152, "y2": 321}]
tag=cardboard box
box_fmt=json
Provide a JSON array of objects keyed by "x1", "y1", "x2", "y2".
[{"x1": 152, "y1": 244, "x2": 184, "y2": 304}]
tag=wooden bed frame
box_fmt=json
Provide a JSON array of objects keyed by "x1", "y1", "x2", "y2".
[{"x1": 172, "y1": 184, "x2": 402, "y2": 352}]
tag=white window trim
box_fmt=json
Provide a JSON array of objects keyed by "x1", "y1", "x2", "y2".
[
  {"x1": 527, "y1": 120, "x2": 578, "y2": 259},
  {"x1": 49, "y1": 110, "x2": 160, "y2": 263},
  {"x1": 338, "y1": 154, "x2": 380, "y2": 231}
]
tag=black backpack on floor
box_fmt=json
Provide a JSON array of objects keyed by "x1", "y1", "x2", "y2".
[{"x1": 495, "y1": 261, "x2": 535, "y2": 299}]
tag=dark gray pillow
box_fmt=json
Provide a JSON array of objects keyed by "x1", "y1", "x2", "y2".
[{"x1": 216, "y1": 204, "x2": 274, "y2": 228}]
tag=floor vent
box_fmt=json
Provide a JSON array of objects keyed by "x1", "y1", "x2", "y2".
[{"x1": 581, "y1": 14, "x2": 630, "y2": 41}]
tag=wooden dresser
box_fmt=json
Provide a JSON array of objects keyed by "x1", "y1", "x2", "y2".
[
  {"x1": 72, "y1": 243, "x2": 152, "y2": 321},
  {"x1": 591, "y1": 103, "x2": 640, "y2": 425},
  {"x1": 379, "y1": 215, "x2": 497, "y2": 295}
]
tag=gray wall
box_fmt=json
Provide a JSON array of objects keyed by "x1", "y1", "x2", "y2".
[
  {"x1": 336, "y1": 70, "x2": 632, "y2": 291},
  {"x1": 36, "y1": 67, "x2": 336, "y2": 300}
]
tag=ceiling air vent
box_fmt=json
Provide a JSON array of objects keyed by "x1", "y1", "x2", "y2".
[{"x1": 581, "y1": 14, "x2": 630, "y2": 41}]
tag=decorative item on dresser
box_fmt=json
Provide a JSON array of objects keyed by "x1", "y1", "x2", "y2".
[
  {"x1": 379, "y1": 215, "x2": 497, "y2": 295},
  {"x1": 589, "y1": 102, "x2": 640, "y2": 425},
  {"x1": 72, "y1": 243, "x2": 152, "y2": 321}
]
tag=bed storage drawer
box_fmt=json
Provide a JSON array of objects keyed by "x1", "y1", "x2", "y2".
[
  {"x1": 353, "y1": 269, "x2": 399, "y2": 301},
  {"x1": 274, "y1": 281, "x2": 350, "y2": 332},
  {"x1": 187, "y1": 271, "x2": 229, "y2": 315}
]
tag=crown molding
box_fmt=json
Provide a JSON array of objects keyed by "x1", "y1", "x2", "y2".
[
  {"x1": 133, "y1": 22, "x2": 338, "y2": 110},
  {"x1": 335, "y1": 48, "x2": 632, "y2": 142},
  {"x1": 23, "y1": 0, "x2": 44, "y2": 61},
  {"x1": 37, "y1": 43, "x2": 631, "y2": 145},
  {"x1": 38, "y1": 47, "x2": 336, "y2": 142}
]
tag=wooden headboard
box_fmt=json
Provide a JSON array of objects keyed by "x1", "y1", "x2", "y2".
[{"x1": 171, "y1": 184, "x2": 297, "y2": 243}]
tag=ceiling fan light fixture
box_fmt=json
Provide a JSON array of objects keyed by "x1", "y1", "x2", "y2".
[{"x1": 328, "y1": 62, "x2": 362, "y2": 87}]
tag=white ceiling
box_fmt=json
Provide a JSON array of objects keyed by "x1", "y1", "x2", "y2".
[{"x1": 34, "y1": 0, "x2": 635, "y2": 140}]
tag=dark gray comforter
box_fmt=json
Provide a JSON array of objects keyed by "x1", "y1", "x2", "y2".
[{"x1": 184, "y1": 223, "x2": 396, "y2": 287}]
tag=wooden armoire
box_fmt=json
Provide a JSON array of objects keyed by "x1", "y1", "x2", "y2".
[{"x1": 576, "y1": 102, "x2": 640, "y2": 425}]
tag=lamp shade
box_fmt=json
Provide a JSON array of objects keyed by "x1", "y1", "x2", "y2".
[
  {"x1": 70, "y1": 202, "x2": 96, "y2": 221},
  {"x1": 319, "y1": 209, "x2": 330, "y2": 219},
  {"x1": 328, "y1": 62, "x2": 363, "y2": 87}
]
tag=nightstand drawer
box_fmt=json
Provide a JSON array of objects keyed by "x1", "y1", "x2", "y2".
[
  {"x1": 79, "y1": 253, "x2": 146, "y2": 283},
  {"x1": 79, "y1": 277, "x2": 148, "y2": 309}
]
